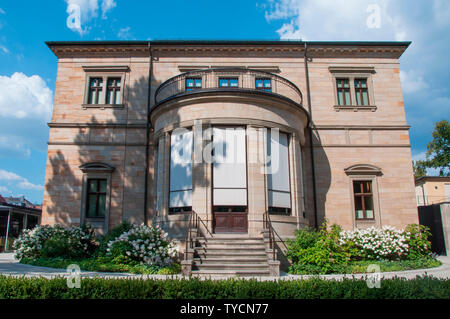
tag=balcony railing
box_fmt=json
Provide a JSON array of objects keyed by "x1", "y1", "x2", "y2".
[{"x1": 154, "y1": 67, "x2": 303, "y2": 107}]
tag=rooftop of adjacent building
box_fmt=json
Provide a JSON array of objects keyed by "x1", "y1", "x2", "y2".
[
  {"x1": 415, "y1": 176, "x2": 450, "y2": 185},
  {"x1": 0, "y1": 195, "x2": 42, "y2": 211}
]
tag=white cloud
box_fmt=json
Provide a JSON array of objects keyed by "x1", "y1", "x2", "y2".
[
  {"x1": 117, "y1": 26, "x2": 134, "y2": 40},
  {"x1": 0, "y1": 169, "x2": 43, "y2": 191},
  {"x1": 0, "y1": 186, "x2": 11, "y2": 195},
  {"x1": 400, "y1": 70, "x2": 428, "y2": 94},
  {"x1": 0, "y1": 8, "x2": 5, "y2": 14},
  {"x1": 65, "y1": 0, "x2": 117, "y2": 34},
  {"x1": 17, "y1": 180, "x2": 44, "y2": 191},
  {"x1": 0, "y1": 169, "x2": 23, "y2": 181},
  {"x1": 101, "y1": 0, "x2": 116, "y2": 19},
  {"x1": 0, "y1": 45, "x2": 8, "y2": 54},
  {"x1": 263, "y1": 0, "x2": 450, "y2": 156},
  {"x1": 0, "y1": 72, "x2": 53, "y2": 120},
  {"x1": 0, "y1": 136, "x2": 31, "y2": 158},
  {"x1": 0, "y1": 72, "x2": 52, "y2": 155}
]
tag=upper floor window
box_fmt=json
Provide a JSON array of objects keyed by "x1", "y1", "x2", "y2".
[
  {"x1": 353, "y1": 180, "x2": 374, "y2": 220},
  {"x1": 185, "y1": 78, "x2": 202, "y2": 92},
  {"x1": 219, "y1": 77, "x2": 238, "y2": 88},
  {"x1": 354, "y1": 79, "x2": 369, "y2": 106},
  {"x1": 336, "y1": 79, "x2": 351, "y2": 106},
  {"x1": 83, "y1": 65, "x2": 129, "y2": 107},
  {"x1": 88, "y1": 78, "x2": 103, "y2": 104},
  {"x1": 106, "y1": 78, "x2": 121, "y2": 105},
  {"x1": 86, "y1": 178, "x2": 107, "y2": 218},
  {"x1": 329, "y1": 66, "x2": 376, "y2": 112},
  {"x1": 255, "y1": 78, "x2": 272, "y2": 92}
]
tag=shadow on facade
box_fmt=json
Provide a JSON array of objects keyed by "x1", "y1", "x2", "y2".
[{"x1": 45, "y1": 72, "x2": 169, "y2": 233}]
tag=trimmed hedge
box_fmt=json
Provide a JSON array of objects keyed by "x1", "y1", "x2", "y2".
[{"x1": 0, "y1": 275, "x2": 449, "y2": 299}]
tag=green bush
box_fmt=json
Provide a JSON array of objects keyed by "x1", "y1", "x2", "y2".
[
  {"x1": 14, "y1": 224, "x2": 97, "y2": 260},
  {"x1": 21, "y1": 256, "x2": 182, "y2": 275},
  {"x1": 95, "y1": 221, "x2": 132, "y2": 257},
  {"x1": 287, "y1": 222, "x2": 355, "y2": 274},
  {"x1": 0, "y1": 275, "x2": 448, "y2": 299},
  {"x1": 405, "y1": 224, "x2": 432, "y2": 259}
]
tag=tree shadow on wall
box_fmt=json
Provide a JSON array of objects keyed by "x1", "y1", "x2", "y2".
[{"x1": 45, "y1": 70, "x2": 170, "y2": 232}]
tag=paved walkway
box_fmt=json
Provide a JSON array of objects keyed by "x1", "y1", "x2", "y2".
[{"x1": 0, "y1": 253, "x2": 449, "y2": 281}]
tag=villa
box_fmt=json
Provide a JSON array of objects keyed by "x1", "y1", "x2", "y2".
[{"x1": 42, "y1": 40, "x2": 418, "y2": 275}]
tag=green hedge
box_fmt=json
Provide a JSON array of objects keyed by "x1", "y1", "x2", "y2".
[
  {"x1": 0, "y1": 275, "x2": 449, "y2": 299},
  {"x1": 20, "y1": 257, "x2": 181, "y2": 275}
]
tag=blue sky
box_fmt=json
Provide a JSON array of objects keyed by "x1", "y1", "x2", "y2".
[{"x1": 0, "y1": 0, "x2": 448, "y2": 204}]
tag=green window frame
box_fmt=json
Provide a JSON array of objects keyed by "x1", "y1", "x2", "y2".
[
  {"x1": 336, "y1": 78, "x2": 351, "y2": 105},
  {"x1": 355, "y1": 79, "x2": 369, "y2": 106},
  {"x1": 353, "y1": 180, "x2": 374, "y2": 220},
  {"x1": 86, "y1": 178, "x2": 107, "y2": 218}
]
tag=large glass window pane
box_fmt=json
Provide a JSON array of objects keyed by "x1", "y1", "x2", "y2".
[
  {"x1": 169, "y1": 128, "x2": 193, "y2": 209},
  {"x1": 267, "y1": 131, "x2": 291, "y2": 209},
  {"x1": 88, "y1": 78, "x2": 103, "y2": 104},
  {"x1": 212, "y1": 127, "x2": 247, "y2": 206},
  {"x1": 98, "y1": 195, "x2": 106, "y2": 217},
  {"x1": 87, "y1": 194, "x2": 97, "y2": 217}
]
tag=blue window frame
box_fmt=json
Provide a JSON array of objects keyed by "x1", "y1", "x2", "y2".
[
  {"x1": 219, "y1": 77, "x2": 238, "y2": 88},
  {"x1": 185, "y1": 78, "x2": 202, "y2": 91},
  {"x1": 255, "y1": 78, "x2": 272, "y2": 92}
]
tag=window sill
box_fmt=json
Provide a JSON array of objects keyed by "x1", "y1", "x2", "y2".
[
  {"x1": 334, "y1": 105, "x2": 377, "y2": 112},
  {"x1": 82, "y1": 104, "x2": 125, "y2": 110}
]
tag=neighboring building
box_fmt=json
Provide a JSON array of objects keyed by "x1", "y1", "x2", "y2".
[
  {"x1": 0, "y1": 195, "x2": 41, "y2": 252},
  {"x1": 3, "y1": 195, "x2": 39, "y2": 209},
  {"x1": 42, "y1": 40, "x2": 418, "y2": 274},
  {"x1": 415, "y1": 176, "x2": 450, "y2": 206}
]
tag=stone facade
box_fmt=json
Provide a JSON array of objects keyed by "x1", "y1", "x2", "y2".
[{"x1": 42, "y1": 40, "x2": 418, "y2": 239}]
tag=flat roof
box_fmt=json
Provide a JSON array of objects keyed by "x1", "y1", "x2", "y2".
[{"x1": 45, "y1": 40, "x2": 412, "y2": 47}]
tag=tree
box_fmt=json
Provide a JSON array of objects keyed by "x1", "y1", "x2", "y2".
[
  {"x1": 418, "y1": 120, "x2": 450, "y2": 177},
  {"x1": 413, "y1": 160, "x2": 427, "y2": 179}
]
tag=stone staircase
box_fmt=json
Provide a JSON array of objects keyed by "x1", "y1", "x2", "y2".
[{"x1": 187, "y1": 234, "x2": 278, "y2": 277}]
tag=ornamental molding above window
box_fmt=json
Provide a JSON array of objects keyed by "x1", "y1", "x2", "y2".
[
  {"x1": 344, "y1": 164, "x2": 382, "y2": 176},
  {"x1": 328, "y1": 66, "x2": 375, "y2": 74},
  {"x1": 82, "y1": 65, "x2": 130, "y2": 72},
  {"x1": 79, "y1": 162, "x2": 115, "y2": 173}
]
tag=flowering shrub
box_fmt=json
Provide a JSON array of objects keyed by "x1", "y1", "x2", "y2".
[
  {"x1": 106, "y1": 224, "x2": 177, "y2": 268},
  {"x1": 13, "y1": 224, "x2": 97, "y2": 260},
  {"x1": 339, "y1": 225, "x2": 432, "y2": 261},
  {"x1": 339, "y1": 226, "x2": 410, "y2": 260}
]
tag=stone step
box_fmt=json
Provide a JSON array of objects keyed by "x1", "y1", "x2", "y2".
[
  {"x1": 198, "y1": 239, "x2": 264, "y2": 245},
  {"x1": 194, "y1": 246, "x2": 266, "y2": 253},
  {"x1": 194, "y1": 251, "x2": 268, "y2": 258},
  {"x1": 193, "y1": 257, "x2": 268, "y2": 265},
  {"x1": 190, "y1": 269, "x2": 271, "y2": 277},
  {"x1": 193, "y1": 263, "x2": 269, "y2": 271}
]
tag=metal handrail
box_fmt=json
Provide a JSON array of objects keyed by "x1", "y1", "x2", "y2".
[
  {"x1": 154, "y1": 67, "x2": 303, "y2": 107},
  {"x1": 184, "y1": 210, "x2": 212, "y2": 261},
  {"x1": 263, "y1": 210, "x2": 288, "y2": 261}
]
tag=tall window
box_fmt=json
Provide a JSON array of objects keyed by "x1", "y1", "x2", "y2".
[
  {"x1": 212, "y1": 127, "x2": 247, "y2": 211},
  {"x1": 106, "y1": 78, "x2": 121, "y2": 104},
  {"x1": 86, "y1": 179, "x2": 107, "y2": 218},
  {"x1": 88, "y1": 78, "x2": 103, "y2": 104},
  {"x1": 255, "y1": 78, "x2": 272, "y2": 92},
  {"x1": 354, "y1": 79, "x2": 369, "y2": 106},
  {"x1": 336, "y1": 78, "x2": 351, "y2": 105},
  {"x1": 353, "y1": 180, "x2": 374, "y2": 219},
  {"x1": 267, "y1": 130, "x2": 291, "y2": 215},
  {"x1": 185, "y1": 78, "x2": 202, "y2": 91},
  {"x1": 219, "y1": 78, "x2": 238, "y2": 88},
  {"x1": 169, "y1": 129, "x2": 193, "y2": 213}
]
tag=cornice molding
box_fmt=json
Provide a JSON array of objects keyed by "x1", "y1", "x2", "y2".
[{"x1": 47, "y1": 43, "x2": 409, "y2": 59}]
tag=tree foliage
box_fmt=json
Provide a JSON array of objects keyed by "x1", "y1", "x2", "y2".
[{"x1": 415, "y1": 120, "x2": 449, "y2": 177}]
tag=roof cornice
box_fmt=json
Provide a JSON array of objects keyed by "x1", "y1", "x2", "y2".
[{"x1": 46, "y1": 40, "x2": 411, "y2": 59}]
